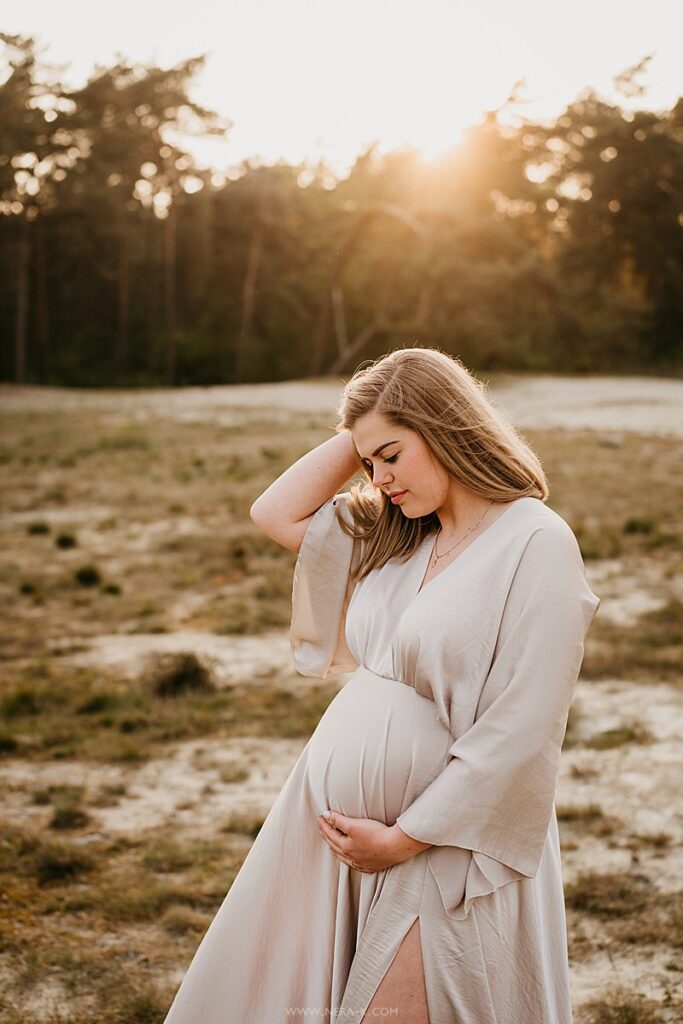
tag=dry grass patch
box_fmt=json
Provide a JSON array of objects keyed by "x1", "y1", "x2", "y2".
[
  {"x1": 0, "y1": 656, "x2": 339, "y2": 763},
  {"x1": 583, "y1": 599, "x2": 683, "y2": 685},
  {"x1": 584, "y1": 722, "x2": 657, "y2": 750},
  {"x1": 0, "y1": 824, "x2": 96, "y2": 891},
  {"x1": 566, "y1": 869, "x2": 657, "y2": 918},
  {"x1": 578, "y1": 987, "x2": 667, "y2": 1024},
  {"x1": 0, "y1": 819, "x2": 246, "y2": 1021},
  {"x1": 161, "y1": 904, "x2": 212, "y2": 937},
  {"x1": 0, "y1": 960, "x2": 172, "y2": 1024},
  {"x1": 221, "y1": 809, "x2": 266, "y2": 838},
  {"x1": 626, "y1": 832, "x2": 672, "y2": 852},
  {"x1": 556, "y1": 803, "x2": 623, "y2": 838},
  {"x1": 218, "y1": 764, "x2": 250, "y2": 784},
  {"x1": 565, "y1": 870, "x2": 683, "y2": 951}
]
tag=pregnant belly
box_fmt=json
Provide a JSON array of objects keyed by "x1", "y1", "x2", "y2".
[{"x1": 303, "y1": 665, "x2": 452, "y2": 825}]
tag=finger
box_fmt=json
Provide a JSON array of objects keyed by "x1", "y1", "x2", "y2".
[
  {"x1": 319, "y1": 825, "x2": 349, "y2": 859},
  {"x1": 322, "y1": 810, "x2": 351, "y2": 836},
  {"x1": 319, "y1": 811, "x2": 348, "y2": 835},
  {"x1": 334, "y1": 851, "x2": 367, "y2": 871},
  {"x1": 319, "y1": 834, "x2": 369, "y2": 872},
  {"x1": 319, "y1": 818, "x2": 349, "y2": 851}
]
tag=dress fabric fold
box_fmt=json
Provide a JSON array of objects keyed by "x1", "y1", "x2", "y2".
[{"x1": 164, "y1": 491, "x2": 600, "y2": 1024}]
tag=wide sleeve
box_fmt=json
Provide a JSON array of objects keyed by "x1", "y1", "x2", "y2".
[
  {"x1": 395, "y1": 518, "x2": 600, "y2": 918},
  {"x1": 289, "y1": 492, "x2": 363, "y2": 679}
]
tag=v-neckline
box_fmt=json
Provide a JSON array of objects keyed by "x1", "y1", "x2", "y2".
[{"x1": 414, "y1": 497, "x2": 534, "y2": 599}]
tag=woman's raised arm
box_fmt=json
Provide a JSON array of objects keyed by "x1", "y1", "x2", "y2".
[{"x1": 249, "y1": 429, "x2": 360, "y2": 553}]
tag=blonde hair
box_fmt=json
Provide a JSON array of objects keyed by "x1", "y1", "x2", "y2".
[{"x1": 334, "y1": 346, "x2": 548, "y2": 581}]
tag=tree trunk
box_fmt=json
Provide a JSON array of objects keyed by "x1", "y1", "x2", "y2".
[
  {"x1": 311, "y1": 285, "x2": 333, "y2": 377},
  {"x1": 145, "y1": 214, "x2": 159, "y2": 381},
  {"x1": 311, "y1": 204, "x2": 427, "y2": 376},
  {"x1": 163, "y1": 207, "x2": 176, "y2": 386},
  {"x1": 14, "y1": 217, "x2": 30, "y2": 383},
  {"x1": 116, "y1": 227, "x2": 130, "y2": 379},
  {"x1": 34, "y1": 215, "x2": 50, "y2": 382},
  {"x1": 235, "y1": 219, "x2": 264, "y2": 382},
  {"x1": 328, "y1": 320, "x2": 381, "y2": 375}
]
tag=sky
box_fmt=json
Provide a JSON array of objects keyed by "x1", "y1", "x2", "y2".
[{"x1": 5, "y1": 0, "x2": 682, "y2": 177}]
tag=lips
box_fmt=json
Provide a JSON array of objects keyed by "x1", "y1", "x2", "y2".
[{"x1": 389, "y1": 491, "x2": 407, "y2": 503}]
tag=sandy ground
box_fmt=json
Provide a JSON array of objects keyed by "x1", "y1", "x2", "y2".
[
  {"x1": 2, "y1": 372, "x2": 683, "y2": 436},
  {"x1": 0, "y1": 736, "x2": 305, "y2": 837},
  {"x1": 61, "y1": 630, "x2": 303, "y2": 691}
]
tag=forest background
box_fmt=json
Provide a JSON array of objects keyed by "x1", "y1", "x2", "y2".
[{"x1": 1, "y1": 33, "x2": 682, "y2": 388}]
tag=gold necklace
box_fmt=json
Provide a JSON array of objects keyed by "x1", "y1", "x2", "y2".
[{"x1": 430, "y1": 500, "x2": 495, "y2": 569}]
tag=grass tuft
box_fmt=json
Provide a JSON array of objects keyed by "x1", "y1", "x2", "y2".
[
  {"x1": 565, "y1": 870, "x2": 655, "y2": 917},
  {"x1": 145, "y1": 651, "x2": 216, "y2": 698},
  {"x1": 56, "y1": 531, "x2": 77, "y2": 548},
  {"x1": 74, "y1": 564, "x2": 102, "y2": 587},
  {"x1": 556, "y1": 803, "x2": 622, "y2": 837},
  {"x1": 27, "y1": 521, "x2": 50, "y2": 535},
  {"x1": 579, "y1": 986, "x2": 665, "y2": 1023},
  {"x1": 584, "y1": 722, "x2": 655, "y2": 750},
  {"x1": 35, "y1": 843, "x2": 95, "y2": 885}
]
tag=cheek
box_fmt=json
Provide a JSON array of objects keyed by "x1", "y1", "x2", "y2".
[
  {"x1": 403, "y1": 452, "x2": 430, "y2": 484},
  {"x1": 407, "y1": 452, "x2": 445, "y2": 494}
]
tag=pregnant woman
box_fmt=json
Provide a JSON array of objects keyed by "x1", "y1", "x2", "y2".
[{"x1": 162, "y1": 346, "x2": 600, "y2": 1024}]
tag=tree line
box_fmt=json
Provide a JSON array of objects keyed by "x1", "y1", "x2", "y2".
[{"x1": 1, "y1": 34, "x2": 681, "y2": 386}]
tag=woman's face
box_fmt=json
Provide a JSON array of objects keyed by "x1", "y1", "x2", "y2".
[{"x1": 351, "y1": 410, "x2": 450, "y2": 517}]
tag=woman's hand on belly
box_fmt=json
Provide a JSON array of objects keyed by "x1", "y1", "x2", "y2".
[{"x1": 318, "y1": 810, "x2": 432, "y2": 873}]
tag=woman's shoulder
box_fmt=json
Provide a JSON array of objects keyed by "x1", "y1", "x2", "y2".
[
  {"x1": 508, "y1": 495, "x2": 578, "y2": 533},
  {"x1": 509, "y1": 496, "x2": 586, "y2": 568},
  {"x1": 503, "y1": 497, "x2": 600, "y2": 628}
]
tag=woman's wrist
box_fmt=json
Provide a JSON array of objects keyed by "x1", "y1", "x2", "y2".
[{"x1": 388, "y1": 823, "x2": 433, "y2": 862}]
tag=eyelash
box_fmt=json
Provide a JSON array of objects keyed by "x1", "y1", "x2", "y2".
[{"x1": 363, "y1": 454, "x2": 398, "y2": 474}]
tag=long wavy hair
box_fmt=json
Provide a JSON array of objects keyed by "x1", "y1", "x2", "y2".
[{"x1": 334, "y1": 346, "x2": 548, "y2": 581}]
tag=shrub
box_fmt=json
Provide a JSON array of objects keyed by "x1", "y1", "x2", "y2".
[
  {"x1": 0, "y1": 733, "x2": 19, "y2": 754},
  {"x1": 76, "y1": 692, "x2": 118, "y2": 714},
  {"x1": 27, "y1": 521, "x2": 50, "y2": 535},
  {"x1": 74, "y1": 564, "x2": 102, "y2": 587},
  {"x1": 145, "y1": 651, "x2": 216, "y2": 698},
  {"x1": 34, "y1": 842, "x2": 95, "y2": 885},
  {"x1": 565, "y1": 870, "x2": 654, "y2": 917},
  {"x1": 623, "y1": 516, "x2": 655, "y2": 535},
  {"x1": 49, "y1": 804, "x2": 92, "y2": 830},
  {"x1": 3, "y1": 688, "x2": 41, "y2": 717}
]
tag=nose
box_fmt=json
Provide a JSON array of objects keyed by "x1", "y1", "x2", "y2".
[{"x1": 373, "y1": 466, "x2": 394, "y2": 489}]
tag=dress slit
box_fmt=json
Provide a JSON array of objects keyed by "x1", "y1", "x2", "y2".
[{"x1": 360, "y1": 915, "x2": 429, "y2": 1024}]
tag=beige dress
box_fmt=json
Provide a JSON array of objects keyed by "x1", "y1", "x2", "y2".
[{"x1": 163, "y1": 493, "x2": 600, "y2": 1024}]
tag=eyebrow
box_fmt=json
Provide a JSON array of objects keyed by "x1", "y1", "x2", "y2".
[{"x1": 356, "y1": 440, "x2": 401, "y2": 461}]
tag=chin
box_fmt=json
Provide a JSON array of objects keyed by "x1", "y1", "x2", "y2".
[
  {"x1": 398, "y1": 502, "x2": 424, "y2": 519},
  {"x1": 404, "y1": 501, "x2": 437, "y2": 519}
]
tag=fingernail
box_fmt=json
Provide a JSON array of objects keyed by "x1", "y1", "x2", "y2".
[{"x1": 322, "y1": 810, "x2": 331, "y2": 820}]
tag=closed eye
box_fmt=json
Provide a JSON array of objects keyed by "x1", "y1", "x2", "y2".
[{"x1": 362, "y1": 453, "x2": 398, "y2": 474}]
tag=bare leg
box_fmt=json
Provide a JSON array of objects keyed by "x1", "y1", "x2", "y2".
[{"x1": 360, "y1": 917, "x2": 429, "y2": 1023}]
